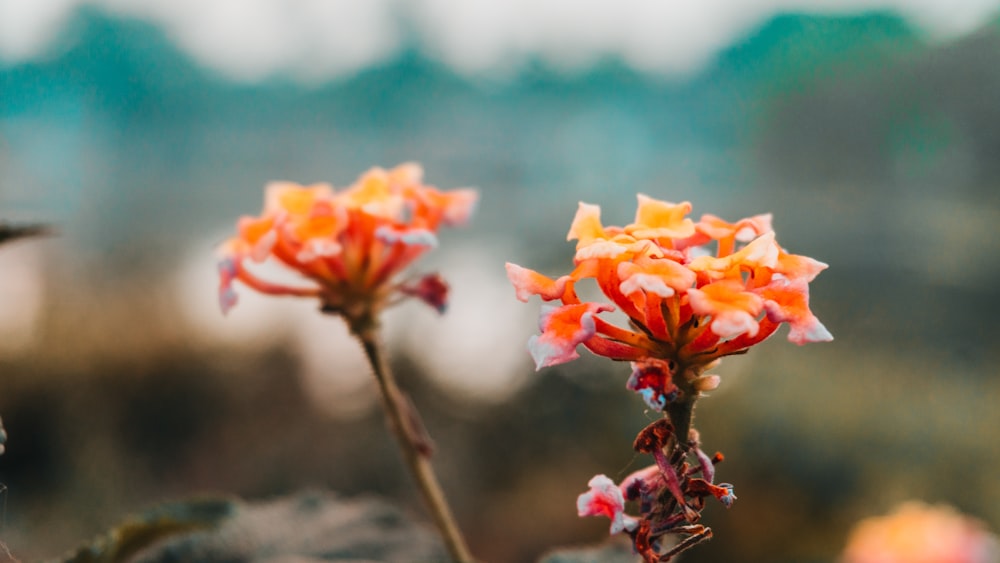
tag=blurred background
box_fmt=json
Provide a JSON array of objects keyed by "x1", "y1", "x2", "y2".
[{"x1": 2, "y1": 1, "x2": 1000, "y2": 561}]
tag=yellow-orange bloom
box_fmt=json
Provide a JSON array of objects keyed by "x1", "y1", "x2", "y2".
[
  {"x1": 842, "y1": 502, "x2": 999, "y2": 563},
  {"x1": 507, "y1": 194, "x2": 831, "y2": 409},
  {"x1": 219, "y1": 164, "x2": 476, "y2": 321}
]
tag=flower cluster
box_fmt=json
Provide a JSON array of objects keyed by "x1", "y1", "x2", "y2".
[
  {"x1": 507, "y1": 195, "x2": 831, "y2": 561},
  {"x1": 506, "y1": 194, "x2": 831, "y2": 411},
  {"x1": 842, "y1": 502, "x2": 1000, "y2": 563},
  {"x1": 218, "y1": 163, "x2": 476, "y2": 327}
]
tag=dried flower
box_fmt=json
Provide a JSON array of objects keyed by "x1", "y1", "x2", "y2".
[
  {"x1": 842, "y1": 502, "x2": 1000, "y2": 563},
  {"x1": 218, "y1": 163, "x2": 476, "y2": 327},
  {"x1": 577, "y1": 474, "x2": 639, "y2": 535}
]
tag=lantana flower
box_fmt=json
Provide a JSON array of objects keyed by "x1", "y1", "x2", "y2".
[
  {"x1": 218, "y1": 163, "x2": 476, "y2": 329},
  {"x1": 507, "y1": 194, "x2": 831, "y2": 414},
  {"x1": 508, "y1": 194, "x2": 830, "y2": 562},
  {"x1": 217, "y1": 163, "x2": 478, "y2": 562}
]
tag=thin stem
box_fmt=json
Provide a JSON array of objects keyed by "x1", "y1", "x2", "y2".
[
  {"x1": 354, "y1": 326, "x2": 475, "y2": 563},
  {"x1": 665, "y1": 363, "x2": 703, "y2": 450},
  {"x1": 665, "y1": 397, "x2": 695, "y2": 452}
]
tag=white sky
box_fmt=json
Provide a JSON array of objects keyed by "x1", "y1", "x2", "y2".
[{"x1": 0, "y1": 0, "x2": 998, "y2": 80}]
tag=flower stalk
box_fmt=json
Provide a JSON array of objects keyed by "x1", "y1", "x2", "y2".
[
  {"x1": 664, "y1": 394, "x2": 695, "y2": 452},
  {"x1": 217, "y1": 164, "x2": 478, "y2": 562},
  {"x1": 352, "y1": 321, "x2": 474, "y2": 563}
]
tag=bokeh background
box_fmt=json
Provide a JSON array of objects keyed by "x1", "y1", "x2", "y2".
[{"x1": 2, "y1": 1, "x2": 1000, "y2": 561}]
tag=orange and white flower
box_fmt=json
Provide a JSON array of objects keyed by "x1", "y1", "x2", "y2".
[
  {"x1": 507, "y1": 194, "x2": 831, "y2": 409},
  {"x1": 218, "y1": 164, "x2": 476, "y2": 322}
]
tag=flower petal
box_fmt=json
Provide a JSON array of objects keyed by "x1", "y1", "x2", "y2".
[
  {"x1": 439, "y1": 188, "x2": 479, "y2": 226},
  {"x1": 295, "y1": 238, "x2": 343, "y2": 262},
  {"x1": 627, "y1": 194, "x2": 696, "y2": 239},
  {"x1": 505, "y1": 263, "x2": 570, "y2": 302},
  {"x1": 236, "y1": 216, "x2": 279, "y2": 262},
  {"x1": 265, "y1": 182, "x2": 333, "y2": 215},
  {"x1": 696, "y1": 213, "x2": 773, "y2": 241},
  {"x1": 693, "y1": 374, "x2": 721, "y2": 392},
  {"x1": 343, "y1": 169, "x2": 406, "y2": 219},
  {"x1": 567, "y1": 202, "x2": 606, "y2": 243},
  {"x1": 375, "y1": 225, "x2": 438, "y2": 248},
  {"x1": 575, "y1": 240, "x2": 630, "y2": 261},
  {"x1": 388, "y1": 161, "x2": 424, "y2": 184},
  {"x1": 758, "y1": 277, "x2": 833, "y2": 344},
  {"x1": 687, "y1": 280, "x2": 764, "y2": 339},
  {"x1": 688, "y1": 231, "x2": 779, "y2": 277},
  {"x1": 735, "y1": 214, "x2": 773, "y2": 241},
  {"x1": 529, "y1": 302, "x2": 613, "y2": 369},
  {"x1": 775, "y1": 249, "x2": 828, "y2": 282},
  {"x1": 617, "y1": 257, "x2": 696, "y2": 298},
  {"x1": 577, "y1": 474, "x2": 638, "y2": 535}
]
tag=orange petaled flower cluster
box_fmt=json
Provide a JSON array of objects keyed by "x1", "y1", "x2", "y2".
[
  {"x1": 842, "y1": 502, "x2": 1000, "y2": 563},
  {"x1": 507, "y1": 194, "x2": 831, "y2": 410},
  {"x1": 218, "y1": 163, "x2": 476, "y2": 324}
]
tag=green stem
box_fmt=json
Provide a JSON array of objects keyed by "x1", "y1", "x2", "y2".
[
  {"x1": 665, "y1": 397, "x2": 696, "y2": 452},
  {"x1": 354, "y1": 326, "x2": 475, "y2": 563},
  {"x1": 666, "y1": 363, "x2": 701, "y2": 450}
]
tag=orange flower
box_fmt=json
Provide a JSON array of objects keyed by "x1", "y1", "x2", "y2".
[
  {"x1": 507, "y1": 194, "x2": 830, "y2": 409},
  {"x1": 842, "y1": 502, "x2": 999, "y2": 563},
  {"x1": 219, "y1": 164, "x2": 476, "y2": 324}
]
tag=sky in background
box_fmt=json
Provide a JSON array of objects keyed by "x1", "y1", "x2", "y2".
[{"x1": 1, "y1": 0, "x2": 999, "y2": 80}]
